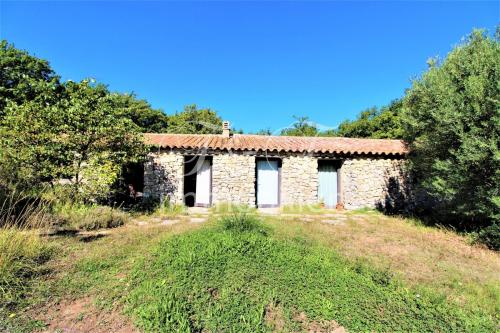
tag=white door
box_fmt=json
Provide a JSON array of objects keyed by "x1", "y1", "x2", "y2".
[
  {"x1": 318, "y1": 163, "x2": 337, "y2": 207},
  {"x1": 195, "y1": 159, "x2": 211, "y2": 206},
  {"x1": 257, "y1": 160, "x2": 279, "y2": 207}
]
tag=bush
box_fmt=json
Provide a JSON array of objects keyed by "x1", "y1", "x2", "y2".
[
  {"x1": 477, "y1": 224, "x2": 500, "y2": 251},
  {"x1": 53, "y1": 204, "x2": 128, "y2": 231},
  {"x1": 402, "y1": 29, "x2": 499, "y2": 228}
]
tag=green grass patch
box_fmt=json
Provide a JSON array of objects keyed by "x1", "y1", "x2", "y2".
[
  {"x1": 152, "y1": 201, "x2": 187, "y2": 218},
  {"x1": 210, "y1": 202, "x2": 257, "y2": 215},
  {"x1": 281, "y1": 204, "x2": 325, "y2": 214},
  {"x1": 126, "y1": 215, "x2": 494, "y2": 332}
]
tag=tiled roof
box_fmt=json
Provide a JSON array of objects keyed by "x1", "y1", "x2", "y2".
[{"x1": 144, "y1": 133, "x2": 408, "y2": 156}]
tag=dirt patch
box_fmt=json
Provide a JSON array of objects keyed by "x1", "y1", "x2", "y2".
[
  {"x1": 294, "y1": 311, "x2": 347, "y2": 333},
  {"x1": 35, "y1": 297, "x2": 138, "y2": 333},
  {"x1": 264, "y1": 303, "x2": 286, "y2": 332}
]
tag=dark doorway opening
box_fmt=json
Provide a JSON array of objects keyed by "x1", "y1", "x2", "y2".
[
  {"x1": 124, "y1": 162, "x2": 144, "y2": 198},
  {"x1": 184, "y1": 156, "x2": 198, "y2": 207},
  {"x1": 183, "y1": 155, "x2": 212, "y2": 207}
]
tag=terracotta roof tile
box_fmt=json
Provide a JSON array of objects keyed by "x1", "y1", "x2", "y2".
[{"x1": 143, "y1": 133, "x2": 408, "y2": 156}]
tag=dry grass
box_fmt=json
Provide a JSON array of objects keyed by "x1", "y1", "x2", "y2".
[
  {"x1": 5, "y1": 221, "x2": 203, "y2": 331},
  {"x1": 268, "y1": 211, "x2": 500, "y2": 315},
  {"x1": 7, "y1": 209, "x2": 499, "y2": 331}
]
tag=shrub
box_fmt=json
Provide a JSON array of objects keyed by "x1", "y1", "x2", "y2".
[
  {"x1": 53, "y1": 204, "x2": 128, "y2": 231},
  {"x1": 477, "y1": 223, "x2": 500, "y2": 251},
  {"x1": 75, "y1": 206, "x2": 128, "y2": 231},
  {"x1": 402, "y1": 29, "x2": 499, "y2": 228}
]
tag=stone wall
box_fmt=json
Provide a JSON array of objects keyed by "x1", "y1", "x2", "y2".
[
  {"x1": 340, "y1": 157, "x2": 408, "y2": 210},
  {"x1": 143, "y1": 149, "x2": 409, "y2": 210},
  {"x1": 212, "y1": 153, "x2": 256, "y2": 206},
  {"x1": 281, "y1": 154, "x2": 318, "y2": 205},
  {"x1": 143, "y1": 151, "x2": 184, "y2": 204}
]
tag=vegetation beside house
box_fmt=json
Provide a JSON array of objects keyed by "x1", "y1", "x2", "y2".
[{"x1": 0, "y1": 26, "x2": 499, "y2": 332}]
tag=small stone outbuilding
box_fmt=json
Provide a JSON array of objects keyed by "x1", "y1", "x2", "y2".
[{"x1": 142, "y1": 126, "x2": 409, "y2": 210}]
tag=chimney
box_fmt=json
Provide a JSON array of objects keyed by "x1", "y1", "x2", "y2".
[{"x1": 222, "y1": 120, "x2": 231, "y2": 138}]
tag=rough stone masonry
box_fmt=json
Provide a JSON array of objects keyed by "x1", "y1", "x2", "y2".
[{"x1": 143, "y1": 149, "x2": 408, "y2": 210}]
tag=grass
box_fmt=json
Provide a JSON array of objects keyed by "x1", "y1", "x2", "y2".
[
  {"x1": 126, "y1": 214, "x2": 495, "y2": 332},
  {"x1": 151, "y1": 201, "x2": 187, "y2": 218},
  {"x1": 266, "y1": 211, "x2": 500, "y2": 320},
  {"x1": 210, "y1": 202, "x2": 257, "y2": 215},
  {"x1": 0, "y1": 191, "x2": 55, "y2": 332},
  {"x1": 0, "y1": 227, "x2": 53, "y2": 309},
  {"x1": 280, "y1": 203, "x2": 326, "y2": 214},
  {"x1": 2, "y1": 209, "x2": 499, "y2": 332}
]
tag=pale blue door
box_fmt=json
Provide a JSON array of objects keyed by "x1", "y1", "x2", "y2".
[{"x1": 318, "y1": 164, "x2": 337, "y2": 207}]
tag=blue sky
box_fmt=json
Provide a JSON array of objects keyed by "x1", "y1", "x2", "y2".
[{"x1": 1, "y1": 1, "x2": 498, "y2": 133}]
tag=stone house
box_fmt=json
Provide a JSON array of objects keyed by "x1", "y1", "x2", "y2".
[{"x1": 142, "y1": 124, "x2": 409, "y2": 210}]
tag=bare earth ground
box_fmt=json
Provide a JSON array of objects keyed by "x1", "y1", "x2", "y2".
[
  {"x1": 37, "y1": 297, "x2": 138, "y2": 333},
  {"x1": 31, "y1": 209, "x2": 500, "y2": 332}
]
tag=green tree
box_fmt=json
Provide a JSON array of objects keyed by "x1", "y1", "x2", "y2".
[
  {"x1": 280, "y1": 116, "x2": 319, "y2": 136},
  {"x1": 109, "y1": 93, "x2": 169, "y2": 132},
  {"x1": 402, "y1": 29, "x2": 500, "y2": 227},
  {"x1": 254, "y1": 128, "x2": 272, "y2": 136},
  {"x1": 0, "y1": 79, "x2": 145, "y2": 201},
  {"x1": 168, "y1": 104, "x2": 223, "y2": 134},
  {"x1": 0, "y1": 81, "x2": 66, "y2": 189},
  {"x1": 0, "y1": 40, "x2": 61, "y2": 117},
  {"x1": 335, "y1": 100, "x2": 404, "y2": 139}
]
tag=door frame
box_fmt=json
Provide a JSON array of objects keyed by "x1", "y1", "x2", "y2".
[{"x1": 255, "y1": 158, "x2": 281, "y2": 208}]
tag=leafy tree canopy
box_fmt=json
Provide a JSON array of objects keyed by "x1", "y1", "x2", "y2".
[
  {"x1": 0, "y1": 40, "x2": 61, "y2": 117},
  {"x1": 0, "y1": 79, "x2": 145, "y2": 201},
  {"x1": 109, "y1": 93, "x2": 169, "y2": 132},
  {"x1": 168, "y1": 104, "x2": 223, "y2": 134},
  {"x1": 280, "y1": 116, "x2": 320, "y2": 136},
  {"x1": 402, "y1": 29, "x2": 500, "y2": 226},
  {"x1": 336, "y1": 100, "x2": 404, "y2": 139}
]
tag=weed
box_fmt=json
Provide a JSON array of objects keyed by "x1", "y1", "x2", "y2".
[{"x1": 219, "y1": 213, "x2": 268, "y2": 234}]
